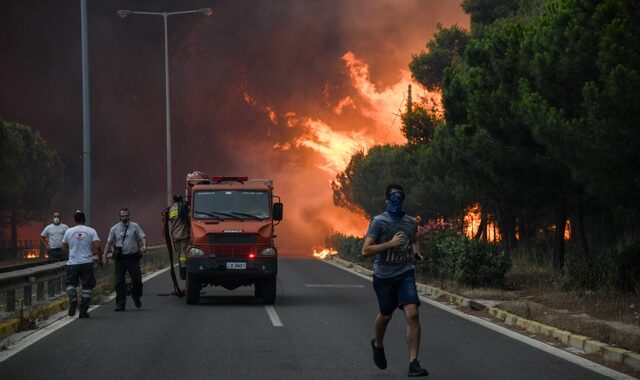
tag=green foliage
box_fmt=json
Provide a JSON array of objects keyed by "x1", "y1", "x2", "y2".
[
  {"x1": 401, "y1": 105, "x2": 440, "y2": 145},
  {"x1": 326, "y1": 233, "x2": 366, "y2": 264},
  {"x1": 419, "y1": 231, "x2": 511, "y2": 287},
  {"x1": 409, "y1": 24, "x2": 470, "y2": 90},
  {"x1": 0, "y1": 118, "x2": 64, "y2": 217},
  {"x1": 462, "y1": 0, "x2": 523, "y2": 26},
  {"x1": 564, "y1": 238, "x2": 640, "y2": 294},
  {"x1": 332, "y1": 145, "x2": 419, "y2": 218}
]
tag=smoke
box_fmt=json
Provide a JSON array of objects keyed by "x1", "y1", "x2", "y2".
[{"x1": 0, "y1": 0, "x2": 469, "y2": 253}]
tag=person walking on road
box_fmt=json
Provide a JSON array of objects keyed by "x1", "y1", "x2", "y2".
[
  {"x1": 362, "y1": 184, "x2": 429, "y2": 377},
  {"x1": 62, "y1": 210, "x2": 102, "y2": 318},
  {"x1": 41, "y1": 211, "x2": 69, "y2": 262},
  {"x1": 103, "y1": 208, "x2": 147, "y2": 311}
]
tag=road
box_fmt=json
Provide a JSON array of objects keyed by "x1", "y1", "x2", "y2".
[{"x1": 0, "y1": 258, "x2": 624, "y2": 379}]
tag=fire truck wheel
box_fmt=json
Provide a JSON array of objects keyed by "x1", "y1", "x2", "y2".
[
  {"x1": 254, "y1": 282, "x2": 263, "y2": 298},
  {"x1": 261, "y1": 277, "x2": 276, "y2": 305},
  {"x1": 186, "y1": 275, "x2": 200, "y2": 305}
]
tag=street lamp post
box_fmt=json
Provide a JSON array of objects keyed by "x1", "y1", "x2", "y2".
[{"x1": 117, "y1": 8, "x2": 213, "y2": 206}]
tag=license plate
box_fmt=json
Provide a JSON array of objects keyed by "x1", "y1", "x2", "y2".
[{"x1": 226, "y1": 262, "x2": 246, "y2": 270}]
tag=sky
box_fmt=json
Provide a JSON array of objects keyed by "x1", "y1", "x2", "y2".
[{"x1": 0, "y1": 0, "x2": 469, "y2": 253}]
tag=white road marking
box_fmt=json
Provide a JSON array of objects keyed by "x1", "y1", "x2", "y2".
[
  {"x1": 304, "y1": 284, "x2": 364, "y2": 288},
  {"x1": 0, "y1": 266, "x2": 172, "y2": 364},
  {"x1": 265, "y1": 305, "x2": 283, "y2": 327},
  {"x1": 320, "y1": 259, "x2": 637, "y2": 380}
]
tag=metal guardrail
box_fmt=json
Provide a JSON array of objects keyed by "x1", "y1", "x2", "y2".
[{"x1": 0, "y1": 246, "x2": 169, "y2": 314}]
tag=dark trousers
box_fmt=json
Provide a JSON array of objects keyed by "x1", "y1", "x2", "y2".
[
  {"x1": 66, "y1": 263, "x2": 96, "y2": 311},
  {"x1": 114, "y1": 255, "x2": 142, "y2": 308},
  {"x1": 49, "y1": 248, "x2": 68, "y2": 262}
]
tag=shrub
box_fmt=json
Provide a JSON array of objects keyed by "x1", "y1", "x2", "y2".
[
  {"x1": 327, "y1": 233, "x2": 366, "y2": 264},
  {"x1": 564, "y1": 237, "x2": 640, "y2": 294}
]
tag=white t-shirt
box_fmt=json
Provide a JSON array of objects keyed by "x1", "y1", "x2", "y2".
[
  {"x1": 63, "y1": 225, "x2": 100, "y2": 265},
  {"x1": 41, "y1": 223, "x2": 69, "y2": 249}
]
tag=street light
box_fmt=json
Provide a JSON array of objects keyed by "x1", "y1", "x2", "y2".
[{"x1": 117, "y1": 8, "x2": 213, "y2": 206}]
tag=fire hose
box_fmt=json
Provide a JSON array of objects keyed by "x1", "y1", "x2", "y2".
[{"x1": 162, "y1": 208, "x2": 185, "y2": 297}]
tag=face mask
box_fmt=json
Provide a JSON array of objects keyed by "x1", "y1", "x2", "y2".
[
  {"x1": 386, "y1": 191, "x2": 404, "y2": 213},
  {"x1": 121, "y1": 218, "x2": 129, "y2": 225},
  {"x1": 53, "y1": 217, "x2": 60, "y2": 224}
]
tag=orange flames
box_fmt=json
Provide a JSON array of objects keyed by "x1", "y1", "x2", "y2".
[
  {"x1": 24, "y1": 249, "x2": 41, "y2": 260},
  {"x1": 464, "y1": 204, "x2": 501, "y2": 242},
  {"x1": 242, "y1": 52, "x2": 441, "y2": 254},
  {"x1": 312, "y1": 247, "x2": 338, "y2": 259}
]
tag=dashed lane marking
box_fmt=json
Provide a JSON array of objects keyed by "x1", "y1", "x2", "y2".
[
  {"x1": 304, "y1": 284, "x2": 364, "y2": 288},
  {"x1": 265, "y1": 305, "x2": 283, "y2": 327}
]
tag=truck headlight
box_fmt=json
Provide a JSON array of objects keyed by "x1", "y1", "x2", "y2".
[
  {"x1": 260, "y1": 247, "x2": 276, "y2": 256},
  {"x1": 188, "y1": 247, "x2": 204, "y2": 257}
]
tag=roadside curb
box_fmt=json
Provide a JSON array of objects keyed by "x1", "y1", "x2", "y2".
[{"x1": 328, "y1": 255, "x2": 640, "y2": 372}]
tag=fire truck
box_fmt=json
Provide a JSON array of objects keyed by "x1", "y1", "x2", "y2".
[{"x1": 177, "y1": 174, "x2": 283, "y2": 305}]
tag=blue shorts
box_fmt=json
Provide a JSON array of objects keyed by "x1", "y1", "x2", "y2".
[{"x1": 373, "y1": 270, "x2": 420, "y2": 316}]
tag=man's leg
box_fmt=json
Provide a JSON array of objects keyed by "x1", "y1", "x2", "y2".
[
  {"x1": 114, "y1": 259, "x2": 127, "y2": 310},
  {"x1": 403, "y1": 303, "x2": 421, "y2": 361},
  {"x1": 374, "y1": 312, "x2": 392, "y2": 347},
  {"x1": 129, "y1": 258, "x2": 143, "y2": 308},
  {"x1": 78, "y1": 263, "x2": 96, "y2": 318},
  {"x1": 65, "y1": 265, "x2": 79, "y2": 317}
]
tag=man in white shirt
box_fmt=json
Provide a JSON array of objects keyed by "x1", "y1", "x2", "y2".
[
  {"x1": 62, "y1": 211, "x2": 103, "y2": 318},
  {"x1": 103, "y1": 208, "x2": 147, "y2": 311},
  {"x1": 40, "y1": 212, "x2": 69, "y2": 261}
]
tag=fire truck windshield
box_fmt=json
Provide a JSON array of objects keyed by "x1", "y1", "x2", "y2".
[{"x1": 193, "y1": 190, "x2": 270, "y2": 220}]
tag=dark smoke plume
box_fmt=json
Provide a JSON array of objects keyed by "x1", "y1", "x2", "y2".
[{"x1": 0, "y1": 0, "x2": 468, "y2": 253}]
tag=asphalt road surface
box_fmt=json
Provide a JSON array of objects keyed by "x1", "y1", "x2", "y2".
[{"x1": 0, "y1": 258, "x2": 624, "y2": 379}]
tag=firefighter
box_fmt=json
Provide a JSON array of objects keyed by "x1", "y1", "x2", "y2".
[
  {"x1": 62, "y1": 210, "x2": 102, "y2": 318},
  {"x1": 103, "y1": 208, "x2": 147, "y2": 311},
  {"x1": 169, "y1": 195, "x2": 190, "y2": 266}
]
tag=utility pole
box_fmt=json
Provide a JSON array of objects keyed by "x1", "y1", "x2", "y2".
[
  {"x1": 81, "y1": 0, "x2": 91, "y2": 224},
  {"x1": 407, "y1": 84, "x2": 412, "y2": 114}
]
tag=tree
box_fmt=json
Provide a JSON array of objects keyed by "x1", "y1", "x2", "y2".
[
  {"x1": 409, "y1": 24, "x2": 469, "y2": 91},
  {"x1": 0, "y1": 119, "x2": 64, "y2": 259}
]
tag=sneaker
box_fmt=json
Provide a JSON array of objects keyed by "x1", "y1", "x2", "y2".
[
  {"x1": 114, "y1": 305, "x2": 125, "y2": 312},
  {"x1": 408, "y1": 359, "x2": 429, "y2": 377},
  {"x1": 371, "y1": 338, "x2": 387, "y2": 370},
  {"x1": 133, "y1": 298, "x2": 142, "y2": 308},
  {"x1": 79, "y1": 310, "x2": 90, "y2": 319},
  {"x1": 68, "y1": 300, "x2": 78, "y2": 317}
]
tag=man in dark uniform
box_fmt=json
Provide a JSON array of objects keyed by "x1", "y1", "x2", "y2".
[{"x1": 362, "y1": 184, "x2": 428, "y2": 377}]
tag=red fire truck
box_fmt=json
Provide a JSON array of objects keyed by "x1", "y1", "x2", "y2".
[{"x1": 179, "y1": 175, "x2": 283, "y2": 304}]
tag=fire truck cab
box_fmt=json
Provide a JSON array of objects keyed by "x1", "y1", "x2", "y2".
[{"x1": 181, "y1": 175, "x2": 283, "y2": 304}]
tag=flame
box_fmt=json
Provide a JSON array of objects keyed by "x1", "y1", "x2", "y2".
[
  {"x1": 464, "y1": 204, "x2": 501, "y2": 242},
  {"x1": 313, "y1": 247, "x2": 338, "y2": 259},
  {"x1": 278, "y1": 118, "x2": 373, "y2": 174},
  {"x1": 243, "y1": 52, "x2": 444, "y2": 253},
  {"x1": 24, "y1": 249, "x2": 41, "y2": 259}
]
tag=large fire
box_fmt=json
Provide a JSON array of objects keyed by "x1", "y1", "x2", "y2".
[{"x1": 243, "y1": 52, "x2": 441, "y2": 255}]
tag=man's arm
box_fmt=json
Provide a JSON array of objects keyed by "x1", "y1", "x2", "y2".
[
  {"x1": 361, "y1": 232, "x2": 405, "y2": 258},
  {"x1": 412, "y1": 240, "x2": 423, "y2": 261},
  {"x1": 92, "y1": 240, "x2": 103, "y2": 266},
  {"x1": 139, "y1": 237, "x2": 147, "y2": 253},
  {"x1": 40, "y1": 235, "x2": 49, "y2": 249},
  {"x1": 62, "y1": 242, "x2": 69, "y2": 254}
]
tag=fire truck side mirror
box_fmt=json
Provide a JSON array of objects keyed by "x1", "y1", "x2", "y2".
[{"x1": 272, "y1": 202, "x2": 283, "y2": 221}]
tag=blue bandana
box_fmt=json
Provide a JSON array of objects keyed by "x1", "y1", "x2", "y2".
[{"x1": 386, "y1": 191, "x2": 405, "y2": 218}]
